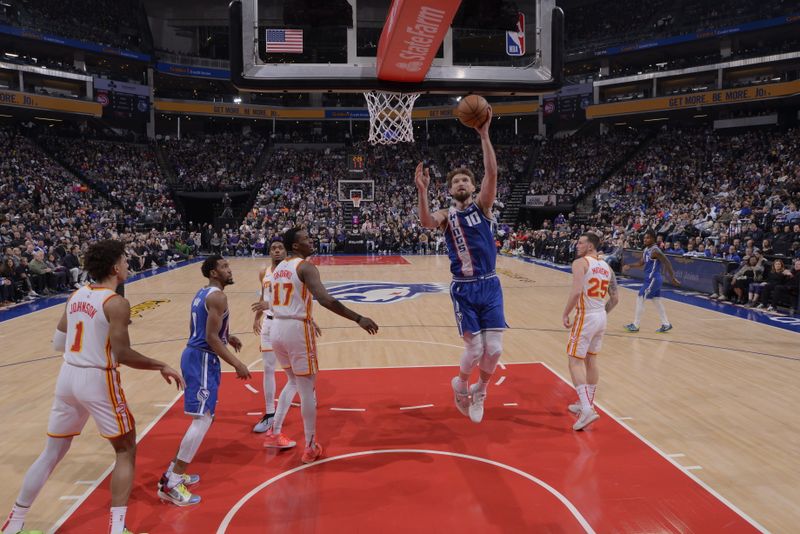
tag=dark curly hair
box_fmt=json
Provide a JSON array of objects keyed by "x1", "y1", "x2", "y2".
[
  {"x1": 201, "y1": 255, "x2": 224, "y2": 278},
  {"x1": 446, "y1": 167, "x2": 476, "y2": 188},
  {"x1": 85, "y1": 240, "x2": 126, "y2": 281}
]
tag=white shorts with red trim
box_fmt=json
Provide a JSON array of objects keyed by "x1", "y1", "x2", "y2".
[
  {"x1": 566, "y1": 311, "x2": 606, "y2": 359},
  {"x1": 260, "y1": 315, "x2": 273, "y2": 352},
  {"x1": 271, "y1": 318, "x2": 318, "y2": 376},
  {"x1": 47, "y1": 362, "x2": 135, "y2": 439}
]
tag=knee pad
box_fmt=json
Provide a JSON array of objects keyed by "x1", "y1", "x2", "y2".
[{"x1": 479, "y1": 330, "x2": 503, "y2": 374}]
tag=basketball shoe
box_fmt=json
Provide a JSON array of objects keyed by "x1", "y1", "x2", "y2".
[
  {"x1": 451, "y1": 377, "x2": 470, "y2": 417},
  {"x1": 655, "y1": 324, "x2": 673, "y2": 333},
  {"x1": 573, "y1": 408, "x2": 600, "y2": 431},
  {"x1": 157, "y1": 472, "x2": 199, "y2": 491},
  {"x1": 468, "y1": 383, "x2": 486, "y2": 424},
  {"x1": 262, "y1": 429, "x2": 296, "y2": 449},
  {"x1": 568, "y1": 403, "x2": 581, "y2": 415},
  {"x1": 157, "y1": 481, "x2": 201, "y2": 506},
  {"x1": 624, "y1": 323, "x2": 640, "y2": 332},
  {"x1": 253, "y1": 413, "x2": 274, "y2": 433},
  {"x1": 301, "y1": 442, "x2": 323, "y2": 464}
]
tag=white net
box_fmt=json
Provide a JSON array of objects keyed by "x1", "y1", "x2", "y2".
[{"x1": 364, "y1": 91, "x2": 421, "y2": 145}]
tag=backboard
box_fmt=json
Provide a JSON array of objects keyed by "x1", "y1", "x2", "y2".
[{"x1": 229, "y1": 0, "x2": 563, "y2": 95}]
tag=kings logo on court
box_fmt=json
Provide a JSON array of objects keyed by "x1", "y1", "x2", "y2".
[{"x1": 323, "y1": 281, "x2": 447, "y2": 304}]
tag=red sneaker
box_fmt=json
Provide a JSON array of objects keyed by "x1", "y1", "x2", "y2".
[{"x1": 301, "y1": 442, "x2": 323, "y2": 464}]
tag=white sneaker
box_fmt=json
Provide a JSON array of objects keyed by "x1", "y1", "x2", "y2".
[
  {"x1": 253, "y1": 413, "x2": 274, "y2": 433},
  {"x1": 573, "y1": 408, "x2": 600, "y2": 431},
  {"x1": 451, "y1": 377, "x2": 469, "y2": 417},
  {"x1": 468, "y1": 383, "x2": 486, "y2": 424},
  {"x1": 568, "y1": 403, "x2": 581, "y2": 415}
]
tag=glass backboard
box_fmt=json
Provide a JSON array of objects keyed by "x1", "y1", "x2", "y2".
[{"x1": 229, "y1": 0, "x2": 563, "y2": 95}]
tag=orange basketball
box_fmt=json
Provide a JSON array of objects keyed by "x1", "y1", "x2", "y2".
[{"x1": 456, "y1": 95, "x2": 489, "y2": 129}]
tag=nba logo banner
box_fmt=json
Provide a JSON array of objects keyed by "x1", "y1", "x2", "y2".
[{"x1": 506, "y1": 13, "x2": 525, "y2": 56}]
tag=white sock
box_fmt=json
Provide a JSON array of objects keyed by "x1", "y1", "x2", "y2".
[
  {"x1": 633, "y1": 296, "x2": 645, "y2": 327},
  {"x1": 166, "y1": 461, "x2": 175, "y2": 476},
  {"x1": 262, "y1": 351, "x2": 276, "y2": 415},
  {"x1": 653, "y1": 298, "x2": 669, "y2": 325},
  {"x1": 271, "y1": 373, "x2": 297, "y2": 435},
  {"x1": 576, "y1": 384, "x2": 592, "y2": 412},
  {"x1": 109, "y1": 506, "x2": 127, "y2": 534},
  {"x1": 296, "y1": 375, "x2": 317, "y2": 447},
  {"x1": 455, "y1": 376, "x2": 468, "y2": 392},
  {"x1": 2, "y1": 504, "x2": 29, "y2": 534},
  {"x1": 475, "y1": 378, "x2": 489, "y2": 394},
  {"x1": 587, "y1": 384, "x2": 597, "y2": 406}
]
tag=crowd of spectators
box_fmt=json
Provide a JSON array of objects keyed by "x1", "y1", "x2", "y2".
[
  {"x1": 6, "y1": 0, "x2": 152, "y2": 52},
  {"x1": 505, "y1": 125, "x2": 800, "y2": 311},
  {"x1": 0, "y1": 127, "x2": 195, "y2": 310},
  {"x1": 564, "y1": 0, "x2": 792, "y2": 54},
  {"x1": 528, "y1": 130, "x2": 646, "y2": 203},
  {"x1": 39, "y1": 136, "x2": 180, "y2": 228},
  {"x1": 160, "y1": 132, "x2": 267, "y2": 191}
]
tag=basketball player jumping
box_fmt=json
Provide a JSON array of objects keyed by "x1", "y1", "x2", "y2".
[
  {"x1": 251, "y1": 239, "x2": 320, "y2": 433},
  {"x1": 415, "y1": 107, "x2": 507, "y2": 424},
  {"x1": 623, "y1": 229, "x2": 680, "y2": 333},
  {"x1": 262, "y1": 228, "x2": 378, "y2": 463},
  {"x1": 157, "y1": 256, "x2": 251, "y2": 506},
  {"x1": 2, "y1": 240, "x2": 184, "y2": 534},
  {"x1": 562, "y1": 233, "x2": 619, "y2": 431}
]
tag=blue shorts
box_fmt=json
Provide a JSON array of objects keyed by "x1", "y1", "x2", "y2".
[
  {"x1": 639, "y1": 276, "x2": 662, "y2": 299},
  {"x1": 181, "y1": 347, "x2": 221, "y2": 416},
  {"x1": 449, "y1": 275, "x2": 508, "y2": 337}
]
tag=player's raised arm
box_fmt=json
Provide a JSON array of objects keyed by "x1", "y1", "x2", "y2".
[
  {"x1": 622, "y1": 251, "x2": 645, "y2": 272},
  {"x1": 562, "y1": 258, "x2": 588, "y2": 328},
  {"x1": 297, "y1": 261, "x2": 378, "y2": 334},
  {"x1": 475, "y1": 106, "x2": 497, "y2": 218},
  {"x1": 415, "y1": 162, "x2": 447, "y2": 229},
  {"x1": 606, "y1": 271, "x2": 620, "y2": 313},
  {"x1": 205, "y1": 291, "x2": 251, "y2": 379},
  {"x1": 106, "y1": 296, "x2": 184, "y2": 389}
]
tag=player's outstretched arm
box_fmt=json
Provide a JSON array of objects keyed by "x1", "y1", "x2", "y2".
[
  {"x1": 415, "y1": 162, "x2": 447, "y2": 229},
  {"x1": 606, "y1": 271, "x2": 620, "y2": 313},
  {"x1": 205, "y1": 291, "x2": 251, "y2": 380},
  {"x1": 562, "y1": 258, "x2": 587, "y2": 328},
  {"x1": 475, "y1": 106, "x2": 498, "y2": 218},
  {"x1": 298, "y1": 261, "x2": 378, "y2": 334},
  {"x1": 106, "y1": 296, "x2": 184, "y2": 390},
  {"x1": 655, "y1": 249, "x2": 680, "y2": 285}
]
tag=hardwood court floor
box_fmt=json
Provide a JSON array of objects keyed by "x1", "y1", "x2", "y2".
[{"x1": 0, "y1": 255, "x2": 798, "y2": 532}]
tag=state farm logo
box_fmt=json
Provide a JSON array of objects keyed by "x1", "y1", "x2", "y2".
[{"x1": 396, "y1": 61, "x2": 424, "y2": 72}]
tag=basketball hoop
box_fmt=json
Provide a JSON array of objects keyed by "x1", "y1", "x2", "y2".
[
  {"x1": 364, "y1": 91, "x2": 420, "y2": 145},
  {"x1": 351, "y1": 195, "x2": 362, "y2": 209}
]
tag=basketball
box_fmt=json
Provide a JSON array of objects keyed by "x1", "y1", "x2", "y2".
[{"x1": 456, "y1": 95, "x2": 490, "y2": 129}]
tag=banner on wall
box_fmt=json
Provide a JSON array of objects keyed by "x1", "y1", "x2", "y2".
[
  {"x1": 0, "y1": 24, "x2": 150, "y2": 61},
  {"x1": 587, "y1": 80, "x2": 800, "y2": 119},
  {"x1": 155, "y1": 62, "x2": 230, "y2": 80},
  {"x1": 0, "y1": 90, "x2": 102, "y2": 116}
]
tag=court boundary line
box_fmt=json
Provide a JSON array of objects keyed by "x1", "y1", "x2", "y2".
[
  {"x1": 538, "y1": 361, "x2": 768, "y2": 533},
  {"x1": 46, "y1": 390, "x2": 185, "y2": 534},
  {"x1": 215, "y1": 448, "x2": 595, "y2": 534}
]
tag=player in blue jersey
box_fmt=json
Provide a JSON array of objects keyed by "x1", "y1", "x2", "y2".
[
  {"x1": 157, "y1": 256, "x2": 252, "y2": 506},
  {"x1": 623, "y1": 230, "x2": 680, "y2": 333},
  {"x1": 416, "y1": 107, "x2": 505, "y2": 424}
]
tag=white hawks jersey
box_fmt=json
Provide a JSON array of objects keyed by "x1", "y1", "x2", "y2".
[
  {"x1": 64, "y1": 285, "x2": 120, "y2": 369},
  {"x1": 269, "y1": 257, "x2": 313, "y2": 320}
]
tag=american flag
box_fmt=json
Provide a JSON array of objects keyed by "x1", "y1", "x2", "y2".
[{"x1": 265, "y1": 29, "x2": 303, "y2": 53}]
